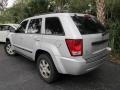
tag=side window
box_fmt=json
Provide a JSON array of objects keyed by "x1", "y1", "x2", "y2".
[
  {"x1": 0, "y1": 26, "x2": 2, "y2": 31},
  {"x1": 45, "y1": 17, "x2": 64, "y2": 35},
  {"x1": 16, "y1": 20, "x2": 28, "y2": 33},
  {"x1": 9, "y1": 26, "x2": 15, "y2": 32},
  {"x1": 27, "y1": 18, "x2": 42, "y2": 34},
  {"x1": 3, "y1": 25, "x2": 9, "y2": 31}
]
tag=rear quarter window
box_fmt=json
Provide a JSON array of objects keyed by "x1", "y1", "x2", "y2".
[{"x1": 45, "y1": 17, "x2": 65, "y2": 35}]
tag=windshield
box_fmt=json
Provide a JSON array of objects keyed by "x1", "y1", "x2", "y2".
[{"x1": 72, "y1": 15, "x2": 106, "y2": 35}]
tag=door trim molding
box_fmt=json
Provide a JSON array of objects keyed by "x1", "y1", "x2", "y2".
[{"x1": 13, "y1": 45, "x2": 32, "y2": 53}]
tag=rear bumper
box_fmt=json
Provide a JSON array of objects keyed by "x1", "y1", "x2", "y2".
[
  {"x1": 57, "y1": 55, "x2": 106, "y2": 75},
  {"x1": 55, "y1": 47, "x2": 111, "y2": 75}
]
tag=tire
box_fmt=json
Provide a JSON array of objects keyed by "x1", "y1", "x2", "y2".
[
  {"x1": 4, "y1": 41, "x2": 16, "y2": 56},
  {"x1": 37, "y1": 54, "x2": 59, "y2": 83}
]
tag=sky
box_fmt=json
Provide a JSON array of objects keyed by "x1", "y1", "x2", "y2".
[{"x1": 7, "y1": 0, "x2": 16, "y2": 8}]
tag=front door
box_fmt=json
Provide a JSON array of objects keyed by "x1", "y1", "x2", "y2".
[
  {"x1": 13, "y1": 20, "x2": 29, "y2": 53},
  {"x1": 21, "y1": 18, "x2": 43, "y2": 58}
]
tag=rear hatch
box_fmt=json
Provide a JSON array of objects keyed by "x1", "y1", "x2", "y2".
[{"x1": 72, "y1": 15, "x2": 109, "y2": 62}]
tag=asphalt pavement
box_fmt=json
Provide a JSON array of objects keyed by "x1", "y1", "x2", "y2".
[{"x1": 0, "y1": 43, "x2": 120, "y2": 90}]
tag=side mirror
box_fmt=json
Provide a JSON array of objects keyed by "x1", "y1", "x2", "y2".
[
  {"x1": 14, "y1": 25, "x2": 21, "y2": 33},
  {"x1": 9, "y1": 28, "x2": 16, "y2": 33},
  {"x1": 15, "y1": 29, "x2": 19, "y2": 33}
]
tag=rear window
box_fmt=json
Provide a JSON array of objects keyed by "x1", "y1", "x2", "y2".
[{"x1": 72, "y1": 15, "x2": 106, "y2": 35}]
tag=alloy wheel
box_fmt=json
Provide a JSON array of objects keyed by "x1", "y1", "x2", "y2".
[{"x1": 39, "y1": 59, "x2": 51, "y2": 79}]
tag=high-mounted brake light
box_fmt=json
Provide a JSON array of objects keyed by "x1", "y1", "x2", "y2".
[{"x1": 65, "y1": 39, "x2": 83, "y2": 56}]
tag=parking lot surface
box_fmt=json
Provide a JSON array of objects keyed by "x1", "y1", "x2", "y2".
[{"x1": 0, "y1": 43, "x2": 120, "y2": 90}]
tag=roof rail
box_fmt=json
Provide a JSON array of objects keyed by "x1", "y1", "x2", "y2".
[
  {"x1": 33, "y1": 12, "x2": 55, "y2": 16},
  {"x1": 33, "y1": 10, "x2": 71, "y2": 16}
]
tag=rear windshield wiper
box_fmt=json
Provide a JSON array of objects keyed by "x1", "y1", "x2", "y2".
[{"x1": 102, "y1": 30, "x2": 109, "y2": 36}]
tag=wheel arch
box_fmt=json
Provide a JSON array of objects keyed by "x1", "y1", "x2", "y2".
[
  {"x1": 34, "y1": 49, "x2": 62, "y2": 73},
  {"x1": 6, "y1": 38, "x2": 10, "y2": 42},
  {"x1": 35, "y1": 49, "x2": 52, "y2": 62}
]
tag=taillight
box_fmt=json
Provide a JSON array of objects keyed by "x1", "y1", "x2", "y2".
[{"x1": 65, "y1": 39, "x2": 83, "y2": 56}]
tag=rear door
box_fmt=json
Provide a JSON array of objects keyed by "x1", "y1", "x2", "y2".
[
  {"x1": 72, "y1": 15, "x2": 109, "y2": 62},
  {"x1": 42, "y1": 17, "x2": 65, "y2": 56}
]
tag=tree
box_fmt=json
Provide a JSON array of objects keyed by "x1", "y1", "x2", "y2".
[
  {"x1": 27, "y1": 0, "x2": 48, "y2": 16},
  {"x1": 105, "y1": 0, "x2": 120, "y2": 21},
  {"x1": 48, "y1": 0, "x2": 71, "y2": 12},
  {"x1": 0, "y1": 0, "x2": 8, "y2": 10},
  {"x1": 96, "y1": 0, "x2": 106, "y2": 25}
]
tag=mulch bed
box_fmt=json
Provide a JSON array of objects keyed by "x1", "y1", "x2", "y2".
[{"x1": 109, "y1": 53, "x2": 120, "y2": 64}]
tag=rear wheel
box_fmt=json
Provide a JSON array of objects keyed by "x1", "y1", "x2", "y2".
[
  {"x1": 5, "y1": 41, "x2": 16, "y2": 56},
  {"x1": 37, "y1": 54, "x2": 59, "y2": 83}
]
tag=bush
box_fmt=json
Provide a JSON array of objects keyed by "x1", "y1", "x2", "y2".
[
  {"x1": 105, "y1": 0, "x2": 120, "y2": 53},
  {"x1": 108, "y1": 20, "x2": 120, "y2": 53},
  {"x1": 105, "y1": 0, "x2": 120, "y2": 21}
]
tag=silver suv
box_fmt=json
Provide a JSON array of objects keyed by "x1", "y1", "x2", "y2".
[{"x1": 5, "y1": 13, "x2": 111, "y2": 83}]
